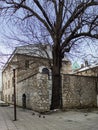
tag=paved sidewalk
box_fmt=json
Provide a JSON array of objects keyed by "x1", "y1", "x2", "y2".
[{"x1": 1, "y1": 106, "x2": 98, "y2": 130}]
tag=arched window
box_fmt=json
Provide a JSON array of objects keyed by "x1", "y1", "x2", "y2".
[
  {"x1": 42, "y1": 68, "x2": 49, "y2": 75},
  {"x1": 42, "y1": 68, "x2": 50, "y2": 79},
  {"x1": 22, "y1": 94, "x2": 26, "y2": 108}
]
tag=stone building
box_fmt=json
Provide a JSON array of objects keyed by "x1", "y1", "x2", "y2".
[
  {"x1": 2, "y1": 44, "x2": 97, "y2": 112},
  {"x1": 74, "y1": 63, "x2": 98, "y2": 77},
  {"x1": 2, "y1": 44, "x2": 72, "y2": 112}
]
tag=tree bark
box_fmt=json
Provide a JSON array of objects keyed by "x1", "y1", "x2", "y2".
[{"x1": 50, "y1": 44, "x2": 62, "y2": 110}]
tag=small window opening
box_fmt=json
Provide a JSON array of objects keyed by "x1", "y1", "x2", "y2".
[{"x1": 25, "y1": 60, "x2": 29, "y2": 68}]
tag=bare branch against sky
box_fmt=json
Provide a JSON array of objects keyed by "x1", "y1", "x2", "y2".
[{"x1": 0, "y1": 1, "x2": 97, "y2": 64}]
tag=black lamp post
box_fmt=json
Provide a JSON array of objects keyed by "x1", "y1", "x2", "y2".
[{"x1": 13, "y1": 68, "x2": 17, "y2": 121}]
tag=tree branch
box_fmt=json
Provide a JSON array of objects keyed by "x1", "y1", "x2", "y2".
[
  {"x1": 33, "y1": 0, "x2": 53, "y2": 30},
  {"x1": 61, "y1": 1, "x2": 98, "y2": 37}
]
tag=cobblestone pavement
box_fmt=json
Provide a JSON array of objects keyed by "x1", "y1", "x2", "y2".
[{"x1": 1, "y1": 105, "x2": 98, "y2": 130}]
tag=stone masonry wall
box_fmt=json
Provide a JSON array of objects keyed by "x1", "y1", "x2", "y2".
[
  {"x1": 17, "y1": 73, "x2": 50, "y2": 112},
  {"x1": 62, "y1": 74, "x2": 97, "y2": 109},
  {"x1": 17, "y1": 74, "x2": 97, "y2": 112}
]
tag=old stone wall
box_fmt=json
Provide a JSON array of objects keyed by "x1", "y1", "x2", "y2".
[
  {"x1": 62, "y1": 74, "x2": 97, "y2": 109},
  {"x1": 16, "y1": 54, "x2": 50, "y2": 83},
  {"x1": 17, "y1": 73, "x2": 51, "y2": 112},
  {"x1": 17, "y1": 73, "x2": 97, "y2": 112}
]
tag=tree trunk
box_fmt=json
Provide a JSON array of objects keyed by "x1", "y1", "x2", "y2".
[{"x1": 50, "y1": 45, "x2": 62, "y2": 110}]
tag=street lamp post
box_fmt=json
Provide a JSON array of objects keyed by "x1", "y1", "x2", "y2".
[
  {"x1": 11, "y1": 63, "x2": 18, "y2": 121},
  {"x1": 13, "y1": 68, "x2": 17, "y2": 121}
]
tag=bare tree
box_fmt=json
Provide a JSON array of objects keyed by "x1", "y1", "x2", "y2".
[{"x1": 0, "y1": 0, "x2": 98, "y2": 110}]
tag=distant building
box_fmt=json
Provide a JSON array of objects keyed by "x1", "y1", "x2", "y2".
[{"x1": 74, "y1": 63, "x2": 98, "y2": 77}]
